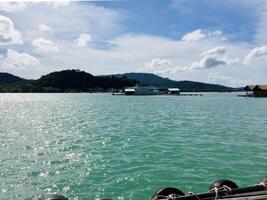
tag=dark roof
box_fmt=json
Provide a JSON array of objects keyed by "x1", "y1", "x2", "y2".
[{"x1": 244, "y1": 85, "x2": 256, "y2": 91}]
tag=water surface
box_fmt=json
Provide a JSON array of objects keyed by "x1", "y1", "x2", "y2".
[{"x1": 0, "y1": 93, "x2": 266, "y2": 200}]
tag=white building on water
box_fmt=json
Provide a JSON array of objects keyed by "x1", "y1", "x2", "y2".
[
  {"x1": 168, "y1": 88, "x2": 180, "y2": 95},
  {"x1": 124, "y1": 86, "x2": 180, "y2": 95},
  {"x1": 124, "y1": 86, "x2": 158, "y2": 95}
]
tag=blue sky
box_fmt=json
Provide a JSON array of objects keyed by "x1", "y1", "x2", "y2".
[
  {"x1": 98, "y1": 0, "x2": 260, "y2": 42},
  {"x1": 0, "y1": 0, "x2": 267, "y2": 86}
]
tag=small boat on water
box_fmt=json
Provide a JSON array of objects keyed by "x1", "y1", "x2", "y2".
[{"x1": 38, "y1": 177, "x2": 267, "y2": 200}]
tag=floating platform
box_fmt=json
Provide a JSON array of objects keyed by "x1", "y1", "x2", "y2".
[
  {"x1": 112, "y1": 92, "x2": 125, "y2": 95},
  {"x1": 112, "y1": 93, "x2": 203, "y2": 96},
  {"x1": 237, "y1": 94, "x2": 253, "y2": 97},
  {"x1": 180, "y1": 93, "x2": 203, "y2": 96}
]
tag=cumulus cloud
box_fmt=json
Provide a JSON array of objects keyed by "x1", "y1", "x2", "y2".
[
  {"x1": 39, "y1": 24, "x2": 51, "y2": 32},
  {"x1": 199, "y1": 46, "x2": 226, "y2": 57},
  {"x1": 145, "y1": 58, "x2": 187, "y2": 75},
  {"x1": 190, "y1": 56, "x2": 226, "y2": 70},
  {"x1": 244, "y1": 46, "x2": 267, "y2": 64},
  {"x1": 146, "y1": 58, "x2": 172, "y2": 69},
  {"x1": 75, "y1": 34, "x2": 91, "y2": 47},
  {"x1": 182, "y1": 29, "x2": 227, "y2": 42},
  {"x1": 0, "y1": 1, "x2": 262, "y2": 85},
  {"x1": 0, "y1": 15, "x2": 23, "y2": 46},
  {"x1": 3, "y1": 49, "x2": 40, "y2": 69},
  {"x1": 0, "y1": 2, "x2": 126, "y2": 77},
  {"x1": 0, "y1": 2, "x2": 26, "y2": 12},
  {"x1": 190, "y1": 46, "x2": 240, "y2": 70},
  {"x1": 146, "y1": 46, "x2": 240, "y2": 74},
  {"x1": 32, "y1": 37, "x2": 59, "y2": 53},
  {"x1": 181, "y1": 29, "x2": 206, "y2": 42}
]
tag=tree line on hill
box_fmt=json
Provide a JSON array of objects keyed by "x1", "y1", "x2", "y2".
[
  {"x1": 0, "y1": 69, "x2": 138, "y2": 93},
  {"x1": 0, "y1": 69, "x2": 239, "y2": 93},
  {"x1": 115, "y1": 73, "x2": 237, "y2": 92}
]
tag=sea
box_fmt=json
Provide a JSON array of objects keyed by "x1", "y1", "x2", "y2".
[{"x1": 0, "y1": 93, "x2": 266, "y2": 200}]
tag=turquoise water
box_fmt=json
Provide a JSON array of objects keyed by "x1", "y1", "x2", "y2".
[{"x1": 0, "y1": 93, "x2": 266, "y2": 200}]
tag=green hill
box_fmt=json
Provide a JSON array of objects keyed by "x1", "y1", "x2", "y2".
[
  {"x1": 0, "y1": 70, "x2": 138, "y2": 92},
  {"x1": 115, "y1": 72, "x2": 234, "y2": 92},
  {"x1": 0, "y1": 72, "x2": 23, "y2": 84},
  {"x1": 38, "y1": 69, "x2": 138, "y2": 91},
  {"x1": 0, "y1": 70, "x2": 236, "y2": 92}
]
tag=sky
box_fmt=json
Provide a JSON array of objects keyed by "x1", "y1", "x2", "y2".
[{"x1": 0, "y1": 0, "x2": 267, "y2": 87}]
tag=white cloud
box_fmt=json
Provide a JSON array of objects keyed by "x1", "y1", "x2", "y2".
[
  {"x1": 199, "y1": 46, "x2": 226, "y2": 57},
  {"x1": 32, "y1": 37, "x2": 59, "y2": 53},
  {"x1": 181, "y1": 29, "x2": 206, "y2": 42},
  {"x1": 0, "y1": 2, "x2": 26, "y2": 12},
  {"x1": 182, "y1": 29, "x2": 227, "y2": 42},
  {"x1": 75, "y1": 33, "x2": 91, "y2": 47},
  {"x1": 0, "y1": 15, "x2": 23, "y2": 45},
  {"x1": 190, "y1": 46, "x2": 240, "y2": 70},
  {"x1": 145, "y1": 58, "x2": 187, "y2": 75},
  {"x1": 211, "y1": 30, "x2": 223, "y2": 36},
  {"x1": 154, "y1": 66, "x2": 188, "y2": 75},
  {"x1": 226, "y1": 57, "x2": 240, "y2": 65},
  {"x1": 208, "y1": 72, "x2": 252, "y2": 87},
  {"x1": 3, "y1": 49, "x2": 40, "y2": 69},
  {"x1": 32, "y1": 1, "x2": 70, "y2": 7},
  {"x1": 244, "y1": 46, "x2": 267, "y2": 64},
  {"x1": 146, "y1": 58, "x2": 172, "y2": 69},
  {"x1": 15, "y1": 3, "x2": 124, "y2": 42},
  {"x1": 27, "y1": 32, "x2": 247, "y2": 82},
  {"x1": 112, "y1": 34, "x2": 253, "y2": 81},
  {"x1": 0, "y1": 0, "x2": 71, "y2": 10},
  {"x1": 39, "y1": 24, "x2": 51, "y2": 32},
  {"x1": 1, "y1": 2, "x2": 265, "y2": 85},
  {"x1": 190, "y1": 56, "x2": 226, "y2": 70},
  {"x1": 0, "y1": 2, "x2": 125, "y2": 77},
  {"x1": 144, "y1": 46, "x2": 240, "y2": 74},
  {"x1": 48, "y1": 0, "x2": 70, "y2": 7}
]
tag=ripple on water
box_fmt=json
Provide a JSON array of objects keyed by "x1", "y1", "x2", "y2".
[{"x1": 0, "y1": 93, "x2": 267, "y2": 200}]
